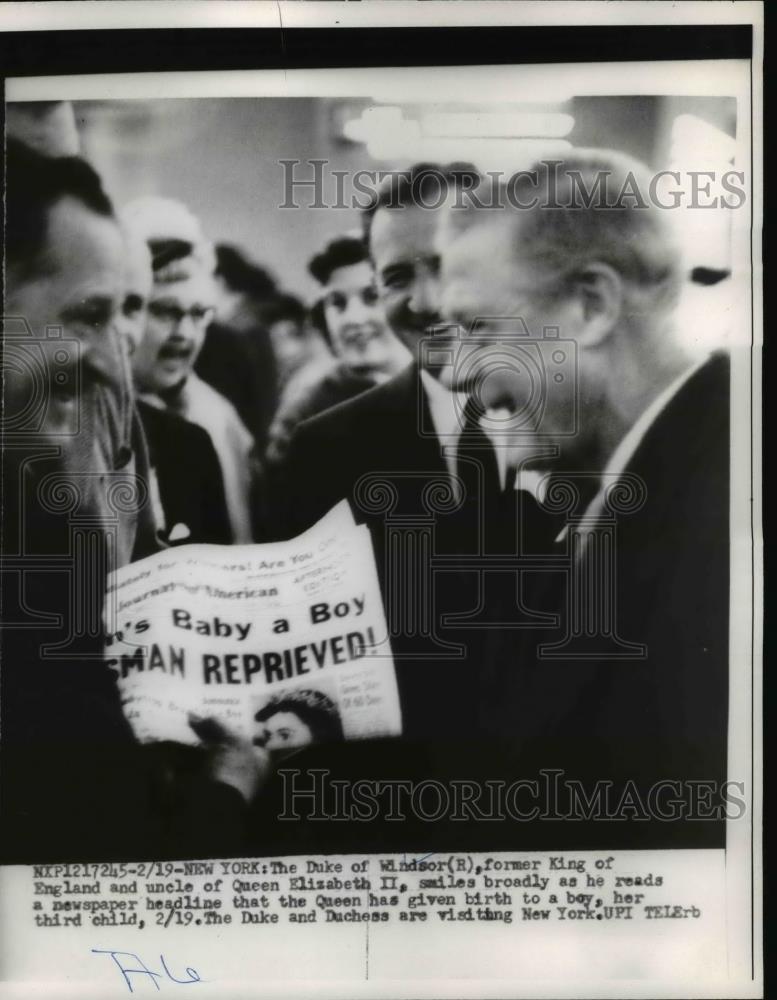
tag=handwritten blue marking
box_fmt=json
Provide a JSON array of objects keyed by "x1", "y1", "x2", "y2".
[{"x1": 91, "y1": 950, "x2": 201, "y2": 992}]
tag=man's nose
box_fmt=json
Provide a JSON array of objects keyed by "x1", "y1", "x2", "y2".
[
  {"x1": 174, "y1": 312, "x2": 199, "y2": 338},
  {"x1": 84, "y1": 319, "x2": 127, "y2": 385},
  {"x1": 408, "y1": 271, "x2": 441, "y2": 319},
  {"x1": 438, "y1": 286, "x2": 460, "y2": 328}
]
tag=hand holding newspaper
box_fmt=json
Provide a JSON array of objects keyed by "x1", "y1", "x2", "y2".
[{"x1": 103, "y1": 503, "x2": 402, "y2": 749}]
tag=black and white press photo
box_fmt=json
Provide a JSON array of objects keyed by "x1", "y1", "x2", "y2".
[{"x1": 0, "y1": 3, "x2": 763, "y2": 998}]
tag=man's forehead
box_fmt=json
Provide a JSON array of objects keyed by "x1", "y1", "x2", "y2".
[
  {"x1": 150, "y1": 270, "x2": 215, "y2": 304},
  {"x1": 370, "y1": 204, "x2": 442, "y2": 264},
  {"x1": 23, "y1": 198, "x2": 124, "y2": 310},
  {"x1": 439, "y1": 216, "x2": 537, "y2": 317}
]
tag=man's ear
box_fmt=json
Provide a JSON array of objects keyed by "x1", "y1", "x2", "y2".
[{"x1": 570, "y1": 263, "x2": 623, "y2": 347}]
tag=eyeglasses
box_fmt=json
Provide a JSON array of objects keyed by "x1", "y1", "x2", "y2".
[{"x1": 148, "y1": 301, "x2": 215, "y2": 328}]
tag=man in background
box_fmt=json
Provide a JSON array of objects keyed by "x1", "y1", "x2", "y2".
[
  {"x1": 276, "y1": 164, "x2": 473, "y2": 535},
  {"x1": 118, "y1": 224, "x2": 232, "y2": 545},
  {"x1": 275, "y1": 163, "x2": 554, "y2": 743}
]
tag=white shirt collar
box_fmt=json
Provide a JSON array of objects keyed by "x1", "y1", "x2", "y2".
[{"x1": 419, "y1": 368, "x2": 467, "y2": 446}]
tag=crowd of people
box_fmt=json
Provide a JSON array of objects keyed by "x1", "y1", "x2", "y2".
[{"x1": 2, "y1": 102, "x2": 730, "y2": 860}]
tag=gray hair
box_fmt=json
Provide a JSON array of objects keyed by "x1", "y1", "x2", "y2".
[{"x1": 449, "y1": 149, "x2": 684, "y2": 314}]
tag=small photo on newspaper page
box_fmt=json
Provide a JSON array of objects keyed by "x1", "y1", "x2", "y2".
[{"x1": 0, "y1": 3, "x2": 763, "y2": 999}]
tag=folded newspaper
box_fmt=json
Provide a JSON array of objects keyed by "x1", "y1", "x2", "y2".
[{"x1": 103, "y1": 503, "x2": 402, "y2": 749}]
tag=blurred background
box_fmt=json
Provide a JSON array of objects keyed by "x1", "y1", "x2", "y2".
[{"x1": 63, "y1": 94, "x2": 738, "y2": 300}]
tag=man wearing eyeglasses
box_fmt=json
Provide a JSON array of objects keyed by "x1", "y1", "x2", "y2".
[
  {"x1": 116, "y1": 222, "x2": 232, "y2": 547},
  {"x1": 123, "y1": 196, "x2": 258, "y2": 543}
]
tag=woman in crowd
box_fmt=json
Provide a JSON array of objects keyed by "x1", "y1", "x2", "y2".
[{"x1": 265, "y1": 233, "x2": 411, "y2": 464}]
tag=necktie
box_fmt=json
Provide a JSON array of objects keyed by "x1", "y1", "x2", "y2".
[
  {"x1": 456, "y1": 396, "x2": 514, "y2": 554},
  {"x1": 515, "y1": 484, "x2": 561, "y2": 555},
  {"x1": 454, "y1": 398, "x2": 563, "y2": 555},
  {"x1": 455, "y1": 395, "x2": 501, "y2": 503}
]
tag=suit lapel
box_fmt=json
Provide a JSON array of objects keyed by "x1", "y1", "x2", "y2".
[{"x1": 376, "y1": 364, "x2": 447, "y2": 475}]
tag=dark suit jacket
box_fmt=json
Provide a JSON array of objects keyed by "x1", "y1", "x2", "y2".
[
  {"x1": 476, "y1": 352, "x2": 731, "y2": 847},
  {"x1": 138, "y1": 401, "x2": 232, "y2": 546},
  {"x1": 273, "y1": 364, "x2": 444, "y2": 534}
]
